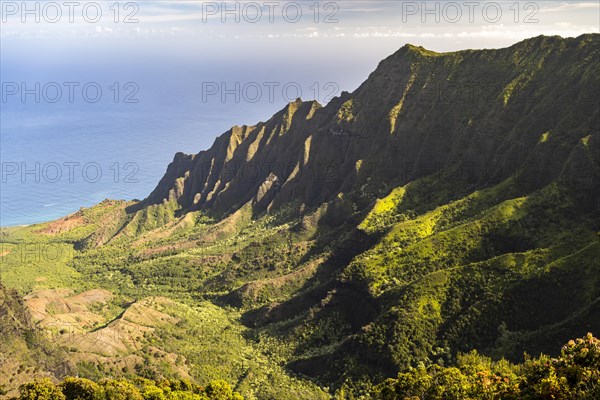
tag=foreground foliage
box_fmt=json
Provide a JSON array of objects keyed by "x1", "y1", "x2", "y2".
[
  {"x1": 11, "y1": 334, "x2": 599, "y2": 399},
  {"x1": 14, "y1": 377, "x2": 243, "y2": 400},
  {"x1": 367, "y1": 333, "x2": 600, "y2": 400}
]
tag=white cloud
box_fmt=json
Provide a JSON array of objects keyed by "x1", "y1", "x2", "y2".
[{"x1": 543, "y1": 2, "x2": 599, "y2": 12}]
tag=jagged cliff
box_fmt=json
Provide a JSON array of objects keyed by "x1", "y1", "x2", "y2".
[
  {"x1": 142, "y1": 99, "x2": 322, "y2": 214},
  {"x1": 0, "y1": 282, "x2": 33, "y2": 338},
  {"x1": 143, "y1": 34, "x2": 599, "y2": 221}
]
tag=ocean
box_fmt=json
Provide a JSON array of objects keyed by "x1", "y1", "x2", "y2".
[
  {"x1": 0, "y1": 75, "x2": 325, "y2": 226},
  {"x1": 0, "y1": 39, "x2": 379, "y2": 226}
]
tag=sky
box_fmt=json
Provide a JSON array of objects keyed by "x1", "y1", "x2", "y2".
[
  {"x1": 2, "y1": 1, "x2": 598, "y2": 45},
  {"x1": 2, "y1": 1, "x2": 599, "y2": 95},
  {"x1": 2, "y1": 1, "x2": 598, "y2": 110},
  {"x1": 2, "y1": 1, "x2": 598, "y2": 92}
]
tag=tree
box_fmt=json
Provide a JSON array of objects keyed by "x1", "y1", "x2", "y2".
[
  {"x1": 203, "y1": 381, "x2": 235, "y2": 400},
  {"x1": 520, "y1": 333, "x2": 600, "y2": 399},
  {"x1": 61, "y1": 377, "x2": 103, "y2": 400},
  {"x1": 19, "y1": 378, "x2": 66, "y2": 400},
  {"x1": 140, "y1": 386, "x2": 166, "y2": 400},
  {"x1": 99, "y1": 380, "x2": 143, "y2": 400},
  {"x1": 426, "y1": 366, "x2": 470, "y2": 400}
]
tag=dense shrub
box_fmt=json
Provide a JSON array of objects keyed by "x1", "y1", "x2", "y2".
[
  {"x1": 17, "y1": 379, "x2": 66, "y2": 400},
  {"x1": 13, "y1": 378, "x2": 243, "y2": 400},
  {"x1": 369, "y1": 333, "x2": 599, "y2": 399}
]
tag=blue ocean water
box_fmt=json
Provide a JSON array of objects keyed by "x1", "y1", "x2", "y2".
[
  {"x1": 1, "y1": 100, "x2": 254, "y2": 226},
  {"x1": 0, "y1": 79, "x2": 308, "y2": 226},
  {"x1": 0, "y1": 40, "x2": 382, "y2": 226}
]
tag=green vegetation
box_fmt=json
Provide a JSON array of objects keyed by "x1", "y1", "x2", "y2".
[
  {"x1": 0, "y1": 236, "x2": 81, "y2": 292},
  {"x1": 14, "y1": 377, "x2": 243, "y2": 400},
  {"x1": 368, "y1": 333, "x2": 600, "y2": 400},
  {"x1": 13, "y1": 334, "x2": 600, "y2": 399}
]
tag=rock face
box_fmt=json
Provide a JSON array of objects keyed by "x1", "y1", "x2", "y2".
[
  {"x1": 143, "y1": 100, "x2": 322, "y2": 215},
  {"x1": 143, "y1": 34, "x2": 599, "y2": 221},
  {"x1": 0, "y1": 282, "x2": 33, "y2": 338}
]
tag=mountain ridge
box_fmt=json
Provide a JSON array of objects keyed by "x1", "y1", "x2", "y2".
[{"x1": 138, "y1": 33, "x2": 598, "y2": 226}]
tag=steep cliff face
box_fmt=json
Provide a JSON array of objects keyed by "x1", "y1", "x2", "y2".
[
  {"x1": 143, "y1": 34, "x2": 599, "y2": 220},
  {"x1": 142, "y1": 100, "x2": 323, "y2": 215},
  {"x1": 0, "y1": 282, "x2": 34, "y2": 338},
  {"x1": 0, "y1": 281, "x2": 51, "y2": 395}
]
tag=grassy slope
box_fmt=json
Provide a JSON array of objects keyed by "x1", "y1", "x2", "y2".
[{"x1": 0, "y1": 202, "x2": 329, "y2": 399}]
